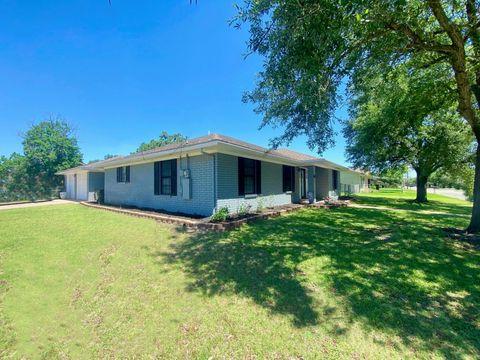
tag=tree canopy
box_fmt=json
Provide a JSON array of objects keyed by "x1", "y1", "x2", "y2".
[
  {"x1": 237, "y1": 0, "x2": 480, "y2": 231},
  {"x1": 23, "y1": 120, "x2": 82, "y2": 179},
  {"x1": 0, "y1": 119, "x2": 82, "y2": 202},
  {"x1": 135, "y1": 131, "x2": 186, "y2": 153},
  {"x1": 345, "y1": 65, "x2": 473, "y2": 201}
]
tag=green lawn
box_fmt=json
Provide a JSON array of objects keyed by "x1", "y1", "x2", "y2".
[{"x1": 1, "y1": 190, "x2": 479, "y2": 359}]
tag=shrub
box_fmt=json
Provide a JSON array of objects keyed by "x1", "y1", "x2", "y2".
[
  {"x1": 238, "y1": 203, "x2": 252, "y2": 216},
  {"x1": 211, "y1": 207, "x2": 229, "y2": 222}
]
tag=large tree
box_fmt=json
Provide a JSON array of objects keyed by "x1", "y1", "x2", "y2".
[
  {"x1": 135, "y1": 131, "x2": 186, "y2": 153},
  {"x1": 0, "y1": 120, "x2": 82, "y2": 201},
  {"x1": 237, "y1": 0, "x2": 480, "y2": 232},
  {"x1": 22, "y1": 119, "x2": 82, "y2": 197},
  {"x1": 345, "y1": 66, "x2": 473, "y2": 202}
]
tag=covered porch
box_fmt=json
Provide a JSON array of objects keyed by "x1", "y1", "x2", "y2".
[
  {"x1": 293, "y1": 165, "x2": 340, "y2": 203},
  {"x1": 295, "y1": 160, "x2": 367, "y2": 203}
]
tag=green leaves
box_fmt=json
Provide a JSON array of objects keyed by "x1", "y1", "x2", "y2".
[
  {"x1": 0, "y1": 119, "x2": 82, "y2": 201},
  {"x1": 345, "y1": 63, "x2": 473, "y2": 181},
  {"x1": 134, "y1": 132, "x2": 186, "y2": 153}
]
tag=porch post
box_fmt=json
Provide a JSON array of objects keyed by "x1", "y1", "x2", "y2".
[{"x1": 307, "y1": 166, "x2": 316, "y2": 203}]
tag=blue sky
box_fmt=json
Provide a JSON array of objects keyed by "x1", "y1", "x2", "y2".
[{"x1": 0, "y1": 0, "x2": 348, "y2": 165}]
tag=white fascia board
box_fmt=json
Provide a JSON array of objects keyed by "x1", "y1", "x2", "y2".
[
  {"x1": 302, "y1": 159, "x2": 366, "y2": 175},
  {"x1": 101, "y1": 141, "x2": 220, "y2": 169},
  {"x1": 55, "y1": 168, "x2": 91, "y2": 175},
  {"x1": 215, "y1": 143, "x2": 301, "y2": 166}
]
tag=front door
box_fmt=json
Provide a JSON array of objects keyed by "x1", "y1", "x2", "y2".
[{"x1": 300, "y1": 168, "x2": 306, "y2": 198}]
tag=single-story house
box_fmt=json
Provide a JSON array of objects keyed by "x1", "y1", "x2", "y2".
[{"x1": 57, "y1": 133, "x2": 368, "y2": 216}]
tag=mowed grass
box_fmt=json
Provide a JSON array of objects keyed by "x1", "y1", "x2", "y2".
[{"x1": 0, "y1": 189, "x2": 479, "y2": 359}]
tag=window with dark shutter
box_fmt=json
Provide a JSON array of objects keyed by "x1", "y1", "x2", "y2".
[
  {"x1": 154, "y1": 159, "x2": 177, "y2": 195},
  {"x1": 282, "y1": 165, "x2": 295, "y2": 192},
  {"x1": 116, "y1": 167, "x2": 125, "y2": 183},
  {"x1": 125, "y1": 166, "x2": 130, "y2": 183},
  {"x1": 238, "y1": 157, "x2": 261, "y2": 196},
  {"x1": 116, "y1": 166, "x2": 130, "y2": 183}
]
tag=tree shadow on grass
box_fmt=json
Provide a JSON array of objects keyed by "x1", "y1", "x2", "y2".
[
  {"x1": 155, "y1": 205, "x2": 480, "y2": 358},
  {"x1": 159, "y1": 224, "x2": 321, "y2": 327}
]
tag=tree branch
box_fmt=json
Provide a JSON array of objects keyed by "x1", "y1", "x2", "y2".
[
  {"x1": 427, "y1": 0, "x2": 464, "y2": 49},
  {"x1": 386, "y1": 21, "x2": 455, "y2": 54}
]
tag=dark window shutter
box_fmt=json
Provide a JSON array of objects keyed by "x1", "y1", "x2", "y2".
[
  {"x1": 116, "y1": 167, "x2": 121, "y2": 182},
  {"x1": 171, "y1": 159, "x2": 177, "y2": 196},
  {"x1": 238, "y1": 157, "x2": 245, "y2": 196},
  {"x1": 255, "y1": 160, "x2": 261, "y2": 194},
  {"x1": 333, "y1": 170, "x2": 338, "y2": 190},
  {"x1": 125, "y1": 166, "x2": 130, "y2": 183},
  {"x1": 154, "y1": 162, "x2": 160, "y2": 195},
  {"x1": 282, "y1": 165, "x2": 287, "y2": 192},
  {"x1": 291, "y1": 167, "x2": 296, "y2": 192}
]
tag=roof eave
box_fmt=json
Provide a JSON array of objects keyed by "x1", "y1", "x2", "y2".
[{"x1": 301, "y1": 159, "x2": 366, "y2": 175}]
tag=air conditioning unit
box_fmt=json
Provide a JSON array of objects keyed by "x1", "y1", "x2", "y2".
[{"x1": 88, "y1": 192, "x2": 97, "y2": 202}]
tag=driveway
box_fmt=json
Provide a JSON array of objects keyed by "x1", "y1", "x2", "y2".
[{"x1": 0, "y1": 199, "x2": 77, "y2": 211}]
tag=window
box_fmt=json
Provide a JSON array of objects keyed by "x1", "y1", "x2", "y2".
[
  {"x1": 282, "y1": 165, "x2": 295, "y2": 192},
  {"x1": 332, "y1": 170, "x2": 338, "y2": 190},
  {"x1": 116, "y1": 166, "x2": 130, "y2": 183},
  {"x1": 238, "y1": 157, "x2": 261, "y2": 196},
  {"x1": 154, "y1": 159, "x2": 177, "y2": 195}
]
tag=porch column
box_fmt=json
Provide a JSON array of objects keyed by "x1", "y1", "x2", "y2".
[{"x1": 307, "y1": 166, "x2": 316, "y2": 202}]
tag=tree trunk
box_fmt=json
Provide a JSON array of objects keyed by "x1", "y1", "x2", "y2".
[
  {"x1": 467, "y1": 145, "x2": 480, "y2": 233},
  {"x1": 415, "y1": 171, "x2": 428, "y2": 203}
]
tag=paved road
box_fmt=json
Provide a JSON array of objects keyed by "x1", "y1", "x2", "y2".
[
  {"x1": 427, "y1": 188, "x2": 468, "y2": 201},
  {"x1": 0, "y1": 199, "x2": 77, "y2": 211}
]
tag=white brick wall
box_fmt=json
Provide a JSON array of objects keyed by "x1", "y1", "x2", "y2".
[
  {"x1": 215, "y1": 153, "x2": 293, "y2": 214},
  {"x1": 104, "y1": 154, "x2": 215, "y2": 216}
]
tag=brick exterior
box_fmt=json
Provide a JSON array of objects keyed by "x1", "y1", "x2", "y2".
[
  {"x1": 105, "y1": 154, "x2": 215, "y2": 216},
  {"x1": 315, "y1": 167, "x2": 331, "y2": 199},
  {"x1": 215, "y1": 153, "x2": 293, "y2": 214},
  {"x1": 102, "y1": 151, "x2": 356, "y2": 217}
]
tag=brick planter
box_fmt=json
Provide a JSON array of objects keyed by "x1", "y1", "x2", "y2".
[{"x1": 80, "y1": 201, "x2": 347, "y2": 232}]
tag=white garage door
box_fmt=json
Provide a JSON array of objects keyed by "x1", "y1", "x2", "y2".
[{"x1": 76, "y1": 172, "x2": 88, "y2": 201}]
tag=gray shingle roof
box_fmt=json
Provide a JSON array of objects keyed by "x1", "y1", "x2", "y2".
[
  {"x1": 84, "y1": 133, "x2": 321, "y2": 167},
  {"x1": 269, "y1": 148, "x2": 318, "y2": 161},
  {"x1": 58, "y1": 133, "x2": 363, "y2": 175}
]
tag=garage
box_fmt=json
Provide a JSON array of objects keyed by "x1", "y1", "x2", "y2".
[{"x1": 57, "y1": 166, "x2": 104, "y2": 201}]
